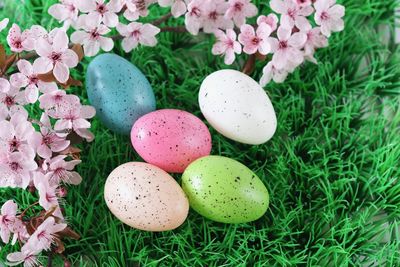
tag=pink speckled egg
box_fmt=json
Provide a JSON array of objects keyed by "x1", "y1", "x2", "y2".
[{"x1": 131, "y1": 109, "x2": 212, "y2": 173}]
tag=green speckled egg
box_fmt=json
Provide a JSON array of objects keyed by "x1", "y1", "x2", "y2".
[{"x1": 182, "y1": 156, "x2": 269, "y2": 224}]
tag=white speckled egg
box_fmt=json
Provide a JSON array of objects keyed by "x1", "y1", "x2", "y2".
[
  {"x1": 199, "y1": 69, "x2": 277, "y2": 145},
  {"x1": 104, "y1": 162, "x2": 189, "y2": 232}
]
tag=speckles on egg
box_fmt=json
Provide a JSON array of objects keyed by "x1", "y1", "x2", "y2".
[
  {"x1": 104, "y1": 162, "x2": 189, "y2": 231},
  {"x1": 182, "y1": 156, "x2": 269, "y2": 224},
  {"x1": 199, "y1": 69, "x2": 277, "y2": 145},
  {"x1": 131, "y1": 109, "x2": 212, "y2": 173},
  {"x1": 86, "y1": 53, "x2": 156, "y2": 135}
]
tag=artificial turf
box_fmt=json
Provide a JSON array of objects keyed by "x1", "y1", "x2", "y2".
[{"x1": 1, "y1": 0, "x2": 400, "y2": 266}]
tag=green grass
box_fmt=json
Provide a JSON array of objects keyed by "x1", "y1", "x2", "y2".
[{"x1": 1, "y1": 0, "x2": 400, "y2": 266}]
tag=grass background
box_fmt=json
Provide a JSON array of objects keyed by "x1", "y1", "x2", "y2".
[{"x1": 1, "y1": 0, "x2": 400, "y2": 266}]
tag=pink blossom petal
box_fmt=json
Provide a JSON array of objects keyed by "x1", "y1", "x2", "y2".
[
  {"x1": 295, "y1": 16, "x2": 311, "y2": 31},
  {"x1": 272, "y1": 49, "x2": 288, "y2": 69},
  {"x1": 277, "y1": 27, "x2": 291, "y2": 41},
  {"x1": 80, "y1": 105, "x2": 96, "y2": 119},
  {"x1": 16, "y1": 60, "x2": 34, "y2": 76},
  {"x1": 103, "y1": 12, "x2": 119, "y2": 27},
  {"x1": 83, "y1": 41, "x2": 101, "y2": 57},
  {"x1": 52, "y1": 30, "x2": 69, "y2": 53},
  {"x1": 171, "y1": 1, "x2": 187, "y2": 18},
  {"x1": 330, "y1": 5, "x2": 345, "y2": 17},
  {"x1": 281, "y1": 15, "x2": 294, "y2": 29},
  {"x1": 1, "y1": 200, "x2": 17, "y2": 216},
  {"x1": 0, "y1": 121, "x2": 14, "y2": 140},
  {"x1": 48, "y1": 4, "x2": 70, "y2": 21},
  {"x1": 63, "y1": 159, "x2": 82, "y2": 170},
  {"x1": 121, "y1": 37, "x2": 138, "y2": 52},
  {"x1": 37, "y1": 144, "x2": 53, "y2": 159},
  {"x1": 55, "y1": 119, "x2": 73, "y2": 131},
  {"x1": 270, "y1": 0, "x2": 286, "y2": 14},
  {"x1": 51, "y1": 139, "x2": 70, "y2": 152},
  {"x1": 37, "y1": 81, "x2": 58, "y2": 94},
  {"x1": 71, "y1": 31, "x2": 89, "y2": 44},
  {"x1": 35, "y1": 38, "x2": 52, "y2": 57},
  {"x1": 10, "y1": 74, "x2": 28, "y2": 89},
  {"x1": 99, "y1": 37, "x2": 114, "y2": 51},
  {"x1": 33, "y1": 57, "x2": 53, "y2": 74},
  {"x1": 224, "y1": 50, "x2": 235, "y2": 65},
  {"x1": 61, "y1": 49, "x2": 79, "y2": 68},
  {"x1": 289, "y1": 32, "x2": 307, "y2": 48},
  {"x1": 25, "y1": 85, "x2": 39, "y2": 104},
  {"x1": 53, "y1": 63, "x2": 70, "y2": 83},
  {"x1": 66, "y1": 171, "x2": 83, "y2": 185},
  {"x1": 73, "y1": 118, "x2": 91, "y2": 130},
  {"x1": 0, "y1": 78, "x2": 11, "y2": 93},
  {"x1": 75, "y1": 128, "x2": 94, "y2": 142},
  {"x1": 77, "y1": 0, "x2": 96, "y2": 13},
  {"x1": 0, "y1": 18, "x2": 9, "y2": 32}
]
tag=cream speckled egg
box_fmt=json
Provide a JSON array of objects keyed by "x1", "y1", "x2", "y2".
[
  {"x1": 199, "y1": 69, "x2": 277, "y2": 145},
  {"x1": 104, "y1": 162, "x2": 189, "y2": 231}
]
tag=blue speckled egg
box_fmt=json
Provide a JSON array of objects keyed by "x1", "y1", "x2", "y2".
[{"x1": 86, "y1": 53, "x2": 156, "y2": 134}]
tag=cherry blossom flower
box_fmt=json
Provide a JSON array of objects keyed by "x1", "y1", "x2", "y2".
[
  {"x1": 212, "y1": 29, "x2": 242, "y2": 65},
  {"x1": 0, "y1": 18, "x2": 9, "y2": 32},
  {"x1": 39, "y1": 90, "x2": 79, "y2": 112},
  {"x1": 0, "y1": 200, "x2": 18, "y2": 244},
  {"x1": 33, "y1": 173, "x2": 59, "y2": 212},
  {"x1": 202, "y1": 0, "x2": 233, "y2": 33},
  {"x1": 25, "y1": 216, "x2": 66, "y2": 252},
  {"x1": 270, "y1": 0, "x2": 314, "y2": 30},
  {"x1": 31, "y1": 114, "x2": 70, "y2": 159},
  {"x1": 158, "y1": 0, "x2": 187, "y2": 18},
  {"x1": 269, "y1": 26, "x2": 307, "y2": 70},
  {"x1": 0, "y1": 78, "x2": 10, "y2": 93},
  {"x1": 260, "y1": 61, "x2": 290, "y2": 86},
  {"x1": 71, "y1": 16, "x2": 114, "y2": 57},
  {"x1": 0, "y1": 112, "x2": 35, "y2": 156},
  {"x1": 48, "y1": 0, "x2": 80, "y2": 29},
  {"x1": 7, "y1": 24, "x2": 34, "y2": 53},
  {"x1": 53, "y1": 102, "x2": 96, "y2": 141},
  {"x1": 6, "y1": 245, "x2": 41, "y2": 267},
  {"x1": 77, "y1": 0, "x2": 123, "y2": 28},
  {"x1": 314, "y1": 0, "x2": 345, "y2": 37},
  {"x1": 225, "y1": 0, "x2": 258, "y2": 27},
  {"x1": 0, "y1": 87, "x2": 27, "y2": 119},
  {"x1": 239, "y1": 24, "x2": 273, "y2": 55},
  {"x1": 116, "y1": 22, "x2": 160, "y2": 52},
  {"x1": 10, "y1": 60, "x2": 58, "y2": 104},
  {"x1": 33, "y1": 29, "x2": 79, "y2": 83},
  {"x1": 124, "y1": 0, "x2": 154, "y2": 21},
  {"x1": 257, "y1": 14, "x2": 279, "y2": 31},
  {"x1": 185, "y1": 0, "x2": 205, "y2": 35},
  {"x1": 0, "y1": 150, "x2": 38, "y2": 189},
  {"x1": 43, "y1": 155, "x2": 82, "y2": 185},
  {"x1": 302, "y1": 26, "x2": 328, "y2": 63}
]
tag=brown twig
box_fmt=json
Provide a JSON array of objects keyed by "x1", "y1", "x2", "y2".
[
  {"x1": 160, "y1": 26, "x2": 188, "y2": 33},
  {"x1": 19, "y1": 201, "x2": 39, "y2": 218},
  {"x1": 242, "y1": 54, "x2": 257, "y2": 75},
  {"x1": 152, "y1": 13, "x2": 173, "y2": 26}
]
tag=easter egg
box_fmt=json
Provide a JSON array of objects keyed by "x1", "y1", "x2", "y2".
[
  {"x1": 182, "y1": 156, "x2": 269, "y2": 224},
  {"x1": 104, "y1": 162, "x2": 189, "y2": 231},
  {"x1": 86, "y1": 53, "x2": 156, "y2": 135},
  {"x1": 131, "y1": 109, "x2": 212, "y2": 173},
  {"x1": 199, "y1": 69, "x2": 277, "y2": 145}
]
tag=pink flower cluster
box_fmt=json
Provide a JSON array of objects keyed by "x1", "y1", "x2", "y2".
[
  {"x1": 0, "y1": 20, "x2": 94, "y2": 266},
  {"x1": 48, "y1": 0, "x2": 345, "y2": 86}
]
